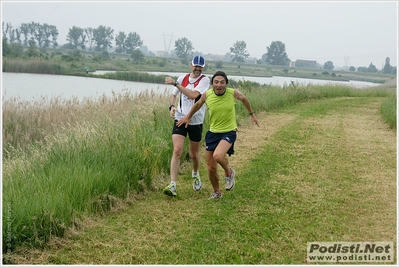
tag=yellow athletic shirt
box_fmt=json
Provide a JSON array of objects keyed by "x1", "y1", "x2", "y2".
[{"x1": 205, "y1": 87, "x2": 237, "y2": 133}]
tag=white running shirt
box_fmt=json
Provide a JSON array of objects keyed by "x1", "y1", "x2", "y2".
[{"x1": 172, "y1": 74, "x2": 210, "y2": 125}]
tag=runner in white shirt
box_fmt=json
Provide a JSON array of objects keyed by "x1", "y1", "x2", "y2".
[{"x1": 163, "y1": 55, "x2": 210, "y2": 197}]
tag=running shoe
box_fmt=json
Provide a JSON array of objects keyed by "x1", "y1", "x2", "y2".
[
  {"x1": 208, "y1": 191, "x2": 222, "y2": 199},
  {"x1": 225, "y1": 168, "x2": 236, "y2": 191},
  {"x1": 192, "y1": 173, "x2": 202, "y2": 191},
  {"x1": 163, "y1": 182, "x2": 177, "y2": 196}
]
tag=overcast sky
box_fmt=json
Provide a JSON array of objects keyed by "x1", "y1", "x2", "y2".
[{"x1": 1, "y1": 1, "x2": 397, "y2": 68}]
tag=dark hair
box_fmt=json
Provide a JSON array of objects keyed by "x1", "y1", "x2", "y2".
[{"x1": 211, "y1": 71, "x2": 229, "y2": 84}]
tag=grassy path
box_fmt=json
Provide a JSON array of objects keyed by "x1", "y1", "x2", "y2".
[{"x1": 11, "y1": 97, "x2": 396, "y2": 264}]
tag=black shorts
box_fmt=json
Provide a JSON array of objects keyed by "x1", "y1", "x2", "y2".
[
  {"x1": 205, "y1": 130, "x2": 236, "y2": 156},
  {"x1": 172, "y1": 120, "x2": 203, "y2": 142}
]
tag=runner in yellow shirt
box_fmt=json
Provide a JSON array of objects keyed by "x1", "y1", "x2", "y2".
[{"x1": 177, "y1": 71, "x2": 260, "y2": 199}]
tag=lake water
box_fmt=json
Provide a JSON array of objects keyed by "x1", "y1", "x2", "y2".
[
  {"x1": 146, "y1": 71, "x2": 379, "y2": 88},
  {"x1": 2, "y1": 71, "x2": 379, "y2": 102},
  {"x1": 2, "y1": 72, "x2": 171, "y2": 102}
]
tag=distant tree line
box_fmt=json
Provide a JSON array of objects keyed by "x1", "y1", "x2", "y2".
[
  {"x1": 2, "y1": 22, "x2": 59, "y2": 48},
  {"x1": 2, "y1": 21, "x2": 396, "y2": 73},
  {"x1": 347, "y1": 58, "x2": 396, "y2": 74}
]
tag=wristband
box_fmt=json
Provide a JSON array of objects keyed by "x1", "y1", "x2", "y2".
[
  {"x1": 174, "y1": 81, "x2": 179, "y2": 86},
  {"x1": 169, "y1": 104, "x2": 174, "y2": 111},
  {"x1": 249, "y1": 112, "x2": 254, "y2": 116}
]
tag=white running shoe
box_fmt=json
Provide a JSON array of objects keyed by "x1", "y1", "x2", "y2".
[
  {"x1": 225, "y1": 168, "x2": 236, "y2": 191},
  {"x1": 208, "y1": 191, "x2": 222, "y2": 200},
  {"x1": 192, "y1": 173, "x2": 202, "y2": 191},
  {"x1": 163, "y1": 182, "x2": 177, "y2": 196}
]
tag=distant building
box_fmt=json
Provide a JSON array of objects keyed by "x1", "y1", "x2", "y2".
[
  {"x1": 155, "y1": 51, "x2": 167, "y2": 57},
  {"x1": 245, "y1": 57, "x2": 258, "y2": 64},
  {"x1": 204, "y1": 53, "x2": 225, "y2": 61},
  {"x1": 291, "y1": 59, "x2": 318, "y2": 68}
]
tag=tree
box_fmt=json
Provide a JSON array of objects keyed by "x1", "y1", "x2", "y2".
[
  {"x1": 26, "y1": 39, "x2": 38, "y2": 57},
  {"x1": 115, "y1": 31, "x2": 143, "y2": 54},
  {"x1": 265, "y1": 41, "x2": 290, "y2": 65},
  {"x1": 2, "y1": 22, "x2": 10, "y2": 39},
  {"x1": 368, "y1": 62, "x2": 378, "y2": 73},
  {"x1": 33, "y1": 22, "x2": 58, "y2": 49},
  {"x1": 93, "y1": 25, "x2": 114, "y2": 51},
  {"x1": 229, "y1": 40, "x2": 249, "y2": 62},
  {"x1": 2, "y1": 37, "x2": 10, "y2": 56},
  {"x1": 215, "y1": 60, "x2": 223, "y2": 68},
  {"x1": 20, "y1": 23, "x2": 30, "y2": 46},
  {"x1": 174, "y1": 37, "x2": 194, "y2": 61},
  {"x1": 85, "y1": 27, "x2": 95, "y2": 51},
  {"x1": 383, "y1": 57, "x2": 393, "y2": 74},
  {"x1": 349, "y1": 66, "x2": 356, "y2": 71},
  {"x1": 9, "y1": 42, "x2": 24, "y2": 57},
  {"x1": 66, "y1": 26, "x2": 86, "y2": 49},
  {"x1": 261, "y1": 53, "x2": 268, "y2": 64},
  {"x1": 115, "y1": 31, "x2": 127, "y2": 53},
  {"x1": 2, "y1": 22, "x2": 16, "y2": 43},
  {"x1": 131, "y1": 49, "x2": 145, "y2": 63},
  {"x1": 101, "y1": 50, "x2": 110, "y2": 60},
  {"x1": 30, "y1": 22, "x2": 45, "y2": 48},
  {"x1": 41, "y1": 23, "x2": 52, "y2": 48},
  {"x1": 50, "y1": 25, "x2": 59, "y2": 48},
  {"x1": 125, "y1": 32, "x2": 143, "y2": 54},
  {"x1": 323, "y1": 61, "x2": 334, "y2": 70},
  {"x1": 14, "y1": 28, "x2": 21, "y2": 44},
  {"x1": 13, "y1": 22, "x2": 58, "y2": 48}
]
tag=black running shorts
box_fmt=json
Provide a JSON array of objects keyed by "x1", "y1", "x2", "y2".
[
  {"x1": 172, "y1": 120, "x2": 203, "y2": 142},
  {"x1": 205, "y1": 130, "x2": 236, "y2": 156}
]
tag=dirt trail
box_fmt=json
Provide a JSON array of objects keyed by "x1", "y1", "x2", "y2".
[{"x1": 230, "y1": 111, "x2": 297, "y2": 170}]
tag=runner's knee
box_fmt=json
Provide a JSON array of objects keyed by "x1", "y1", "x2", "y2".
[
  {"x1": 213, "y1": 152, "x2": 225, "y2": 163},
  {"x1": 173, "y1": 147, "x2": 183, "y2": 157}
]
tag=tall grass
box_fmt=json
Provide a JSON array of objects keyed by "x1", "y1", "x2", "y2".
[
  {"x1": 2, "y1": 82, "x2": 396, "y2": 252},
  {"x1": 234, "y1": 80, "x2": 396, "y2": 121},
  {"x1": 3, "y1": 90, "x2": 174, "y2": 250},
  {"x1": 3, "y1": 58, "x2": 64, "y2": 74},
  {"x1": 3, "y1": 96, "x2": 83, "y2": 155},
  {"x1": 380, "y1": 94, "x2": 397, "y2": 129}
]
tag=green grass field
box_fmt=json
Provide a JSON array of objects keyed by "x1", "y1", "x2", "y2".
[
  {"x1": 6, "y1": 97, "x2": 396, "y2": 264},
  {"x1": 3, "y1": 80, "x2": 396, "y2": 264}
]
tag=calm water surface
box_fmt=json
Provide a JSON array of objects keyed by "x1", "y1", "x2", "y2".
[
  {"x1": 147, "y1": 71, "x2": 379, "y2": 88},
  {"x1": 2, "y1": 73, "x2": 171, "y2": 102},
  {"x1": 2, "y1": 71, "x2": 378, "y2": 102}
]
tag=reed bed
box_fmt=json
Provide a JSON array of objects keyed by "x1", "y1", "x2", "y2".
[
  {"x1": 3, "y1": 58, "x2": 64, "y2": 74},
  {"x1": 2, "y1": 82, "x2": 396, "y2": 252},
  {"x1": 83, "y1": 72, "x2": 240, "y2": 87},
  {"x1": 3, "y1": 89, "x2": 174, "y2": 250},
  {"x1": 98, "y1": 71, "x2": 170, "y2": 84}
]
